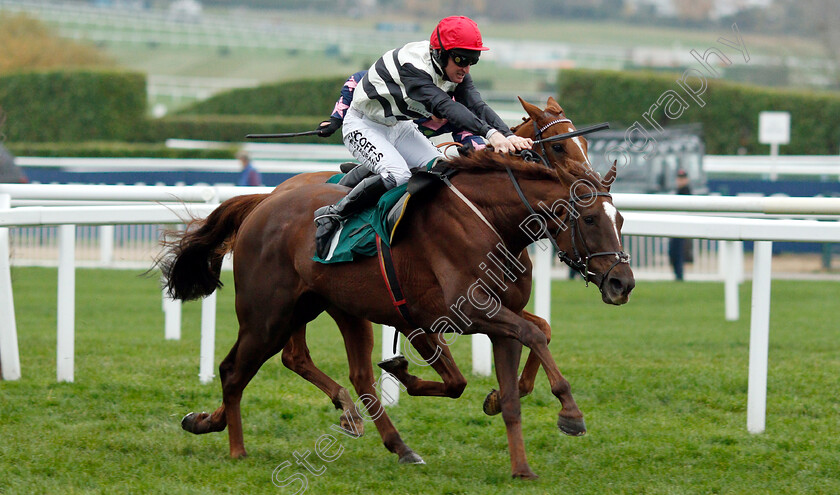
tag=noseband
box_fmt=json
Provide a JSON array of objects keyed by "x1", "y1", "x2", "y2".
[
  {"x1": 559, "y1": 191, "x2": 632, "y2": 290},
  {"x1": 506, "y1": 117, "x2": 630, "y2": 292}
]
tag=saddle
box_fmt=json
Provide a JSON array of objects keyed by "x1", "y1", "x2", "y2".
[{"x1": 313, "y1": 163, "x2": 452, "y2": 264}]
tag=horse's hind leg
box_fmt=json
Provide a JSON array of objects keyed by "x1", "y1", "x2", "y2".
[
  {"x1": 182, "y1": 328, "x2": 289, "y2": 458},
  {"x1": 329, "y1": 309, "x2": 424, "y2": 464},
  {"x1": 378, "y1": 332, "x2": 467, "y2": 398},
  {"x1": 226, "y1": 331, "x2": 293, "y2": 458},
  {"x1": 484, "y1": 310, "x2": 552, "y2": 415},
  {"x1": 180, "y1": 340, "x2": 238, "y2": 435},
  {"x1": 281, "y1": 327, "x2": 365, "y2": 437}
]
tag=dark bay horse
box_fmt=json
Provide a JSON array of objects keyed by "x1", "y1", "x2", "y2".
[{"x1": 160, "y1": 114, "x2": 635, "y2": 478}]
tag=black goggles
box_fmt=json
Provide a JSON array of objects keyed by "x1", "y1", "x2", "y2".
[{"x1": 450, "y1": 50, "x2": 480, "y2": 67}]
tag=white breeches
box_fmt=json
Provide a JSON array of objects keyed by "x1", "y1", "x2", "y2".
[{"x1": 342, "y1": 108, "x2": 442, "y2": 189}]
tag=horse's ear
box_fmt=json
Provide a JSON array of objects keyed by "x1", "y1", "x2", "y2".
[
  {"x1": 518, "y1": 96, "x2": 542, "y2": 120},
  {"x1": 546, "y1": 96, "x2": 564, "y2": 115},
  {"x1": 602, "y1": 160, "x2": 618, "y2": 191}
]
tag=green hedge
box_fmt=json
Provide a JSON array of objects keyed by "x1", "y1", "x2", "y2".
[
  {"x1": 0, "y1": 70, "x2": 147, "y2": 142},
  {"x1": 557, "y1": 69, "x2": 840, "y2": 155},
  {"x1": 6, "y1": 141, "x2": 235, "y2": 159},
  {"x1": 141, "y1": 114, "x2": 341, "y2": 144},
  {"x1": 178, "y1": 77, "x2": 347, "y2": 117}
]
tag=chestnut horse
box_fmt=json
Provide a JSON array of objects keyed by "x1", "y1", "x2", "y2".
[
  {"x1": 268, "y1": 98, "x2": 593, "y2": 439},
  {"x1": 160, "y1": 106, "x2": 634, "y2": 478},
  {"x1": 272, "y1": 97, "x2": 602, "y2": 424},
  {"x1": 173, "y1": 99, "x2": 593, "y2": 463},
  {"x1": 171, "y1": 99, "x2": 606, "y2": 464}
]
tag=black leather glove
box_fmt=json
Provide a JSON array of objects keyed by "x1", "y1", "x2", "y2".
[{"x1": 317, "y1": 117, "x2": 342, "y2": 137}]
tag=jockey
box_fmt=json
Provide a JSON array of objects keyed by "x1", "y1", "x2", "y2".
[
  {"x1": 318, "y1": 71, "x2": 489, "y2": 153},
  {"x1": 313, "y1": 15, "x2": 533, "y2": 258},
  {"x1": 317, "y1": 70, "x2": 490, "y2": 188}
]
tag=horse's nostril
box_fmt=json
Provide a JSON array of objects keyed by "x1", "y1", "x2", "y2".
[{"x1": 609, "y1": 277, "x2": 623, "y2": 293}]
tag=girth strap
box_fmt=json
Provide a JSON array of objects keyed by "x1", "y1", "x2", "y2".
[{"x1": 375, "y1": 234, "x2": 417, "y2": 354}]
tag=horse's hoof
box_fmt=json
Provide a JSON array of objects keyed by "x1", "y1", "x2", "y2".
[
  {"x1": 339, "y1": 412, "x2": 365, "y2": 438},
  {"x1": 483, "y1": 389, "x2": 501, "y2": 416},
  {"x1": 557, "y1": 415, "x2": 587, "y2": 436},
  {"x1": 181, "y1": 412, "x2": 205, "y2": 433},
  {"x1": 378, "y1": 355, "x2": 409, "y2": 374},
  {"x1": 512, "y1": 470, "x2": 539, "y2": 480},
  {"x1": 398, "y1": 450, "x2": 425, "y2": 465}
]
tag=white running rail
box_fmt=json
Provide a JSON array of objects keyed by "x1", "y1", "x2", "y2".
[{"x1": 2, "y1": 185, "x2": 840, "y2": 436}]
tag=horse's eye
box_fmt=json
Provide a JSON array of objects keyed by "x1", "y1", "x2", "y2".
[
  {"x1": 552, "y1": 144, "x2": 564, "y2": 153},
  {"x1": 583, "y1": 216, "x2": 595, "y2": 225}
]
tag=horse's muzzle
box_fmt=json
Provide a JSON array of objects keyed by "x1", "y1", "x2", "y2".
[{"x1": 597, "y1": 254, "x2": 634, "y2": 305}]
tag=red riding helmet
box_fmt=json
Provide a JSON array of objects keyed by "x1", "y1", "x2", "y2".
[{"x1": 430, "y1": 16, "x2": 489, "y2": 52}]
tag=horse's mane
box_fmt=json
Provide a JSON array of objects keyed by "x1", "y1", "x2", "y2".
[
  {"x1": 445, "y1": 149, "x2": 601, "y2": 188},
  {"x1": 509, "y1": 117, "x2": 530, "y2": 134},
  {"x1": 445, "y1": 151, "x2": 558, "y2": 180}
]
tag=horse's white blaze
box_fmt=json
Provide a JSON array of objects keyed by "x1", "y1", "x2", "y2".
[
  {"x1": 571, "y1": 137, "x2": 594, "y2": 169},
  {"x1": 603, "y1": 202, "x2": 621, "y2": 246}
]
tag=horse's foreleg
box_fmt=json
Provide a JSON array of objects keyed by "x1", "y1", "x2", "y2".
[
  {"x1": 281, "y1": 327, "x2": 365, "y2": 437},
  {"x1": 491, "y1": 336, "x2": 537, "y2": 480},
  {"x1": 483, "y1": 310, "x2": 552, "y2": 415},
  {"x1": 329, "y1": 310, "x2": 424, "y2": 465},
  {"x1": 379, "y1": 332, "x2": 467, "y2": 398},
  {"x1": 467, "y1": 306, "x2": 585, "y2": 437},
  {"x1": 517, "y1": 311, "x2": 551, "y2": 396},
  {"x1": 516, "y1": 322, "x2": 585, "y2": 436}
]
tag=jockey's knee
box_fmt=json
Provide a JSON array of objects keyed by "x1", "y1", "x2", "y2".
[{"x1": 382, "y1": 170, "x2": 410, "y2": 189}]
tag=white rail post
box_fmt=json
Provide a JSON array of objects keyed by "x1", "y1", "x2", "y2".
[
  {"x1": 198, "y1": 196, "x2": 221, "y2": 384},
  {"x1": 198, "y1": 291, "x2": 217, "y2": 384},
  {"x1": 99, "y1": 225, "x2": 114, "y2": 265},
  {"x1": 0, "y1": 193, "x2": 21, "y2": 380},
  {"x1": 747, "y1": 241, "x2": 773, "y2": 434},
  {"x1": 721, "y1": 240, "x2": 741, "y2": 321},
  {"x1": 57, "y1": 224, "x2": 76, "y2": 383},
  {"x1": 162, "y1": 224, "x2": 184, "y2": 340},
  {"x1": 380, "y1": 325, "x2": 400, "y2": 406},
  {"x1": 162, "y1": 291, "x2": 182, "y2": 340},
  {"x1": 472, "y1": 334, "x2": 492, "y2": 376},
  {"x1": 533, "y1": 242, "x2": 552, "y2": 324}
]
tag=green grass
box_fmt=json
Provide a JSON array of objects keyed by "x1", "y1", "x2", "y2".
[{"x1": 1, "y1": 267, "x2": 838, "y2": 494}]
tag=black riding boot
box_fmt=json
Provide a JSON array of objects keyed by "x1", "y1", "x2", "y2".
[
  {"x1": 337, "y1": 163, "x2": 374, "y2": 187},
  {"x1": 314, "y1": 174, "x2": 388, "y2": 258}
]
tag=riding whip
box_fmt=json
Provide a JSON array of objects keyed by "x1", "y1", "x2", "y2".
[
  {"x1": 532, "y1": 122, "x2": 611, "y2": 145},
  {"x1": 245, "y1": 130, "x2": 322, "y2": 139}
]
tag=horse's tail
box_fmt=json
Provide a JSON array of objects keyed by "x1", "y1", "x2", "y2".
[{"x1": 158, "y1": 193, "x2": 270, "y2": 301}]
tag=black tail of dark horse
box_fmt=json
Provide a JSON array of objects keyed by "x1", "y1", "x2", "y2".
[{"x1": 157, "y1": 194, "x2": 269, "y2": 301}]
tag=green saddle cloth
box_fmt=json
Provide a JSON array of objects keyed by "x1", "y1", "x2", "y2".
[{"x1": 313, "y1": 174, "x2": 409, "y2": 264}]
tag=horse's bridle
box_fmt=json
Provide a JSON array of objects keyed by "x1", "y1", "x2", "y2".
[{"x1": 506, "y1": 117, "x2": 630, "y2": 291}]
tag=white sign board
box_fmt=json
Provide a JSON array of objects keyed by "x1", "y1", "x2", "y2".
[{"x1": 758, "y1": 111, "x2": 790, "y2": 145}]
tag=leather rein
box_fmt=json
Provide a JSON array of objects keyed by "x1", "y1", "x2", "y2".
[{"x1": 505, "y1": 117, "x2": 630, "y2": 291}]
